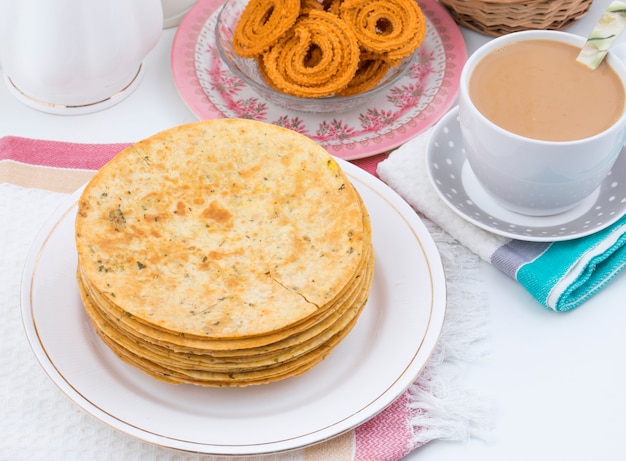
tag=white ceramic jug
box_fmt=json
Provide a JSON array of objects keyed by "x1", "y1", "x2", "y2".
[{"x1": 0, "y1": 0, "x2": 163, "y2": 113}]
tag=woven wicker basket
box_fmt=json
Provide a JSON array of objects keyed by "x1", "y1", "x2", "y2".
[{"x1": 438, "y1": 0, "x2": 594, "y2": 37}]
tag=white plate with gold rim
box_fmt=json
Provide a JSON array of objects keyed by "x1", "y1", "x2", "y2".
[{"x1": 20, "y1": 159, "x2": 446, "y2": 456}]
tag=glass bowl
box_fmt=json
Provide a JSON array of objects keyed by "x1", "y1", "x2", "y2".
[{"x1": 214, "y1": 0, "x2": 416, "y2": 114}]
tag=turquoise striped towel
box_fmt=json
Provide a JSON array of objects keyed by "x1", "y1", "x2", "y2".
[{"x1": 377, "y1": 127, "x2": 626, "y2": 311}]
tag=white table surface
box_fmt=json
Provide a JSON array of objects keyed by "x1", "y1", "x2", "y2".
[{"x1": 2, "y1": 2, "x2": 626, "y2": 460}]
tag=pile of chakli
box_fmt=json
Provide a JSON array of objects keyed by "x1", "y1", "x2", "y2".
[
  {"x1": 75, "y1": 119, "x2": 374, "y2": 387},
  {"x1": 232, "y1": 0, "x2": 427, "y2": 97}
]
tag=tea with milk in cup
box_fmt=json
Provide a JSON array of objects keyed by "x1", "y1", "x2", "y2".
[
  {"x1": 458, "y1": 30, "x2": 626, "y2": 216},
  {"x1": 469, "y1": 39, "x2": 625, "y2": 142}
]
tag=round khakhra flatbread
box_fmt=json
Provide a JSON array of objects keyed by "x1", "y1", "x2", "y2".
[{"x1": 75, "y1": 118, "x2": 374, "y2": 386}]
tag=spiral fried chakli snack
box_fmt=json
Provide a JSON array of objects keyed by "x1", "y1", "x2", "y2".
[
  {"x1": 337, "y1": 52, "x2": 391, "y2": 96},
  {"x1": 232, "y1": 0, "x2": 300, "y2": 57},
  {"x1": 300, "y1": 0, "x2": 324, "y2": 10},
  {"x1": 340, "y1": 0, "x2": 426, "y2": 64},
  {"x1": 300, "y1": 0, "x2": 342, "y2": 14},
  {"x1": 232, "y1": 0, "x2": 426, "y2": 98},
  {"x1": 262, "y1": 9, "x2": 360, "y2": 98},
  {"x1": 323, "y1": 0, "x2": 343, "y2": 15}
]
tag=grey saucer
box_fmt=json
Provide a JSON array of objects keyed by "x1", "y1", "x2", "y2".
[{"x1": 426, "y1": 107, "x2": 626, "y2": 242}]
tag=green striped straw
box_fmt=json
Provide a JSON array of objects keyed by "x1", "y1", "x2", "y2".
[{"x1": 577, "y1": 1, "x2": 626, "y2": 70}]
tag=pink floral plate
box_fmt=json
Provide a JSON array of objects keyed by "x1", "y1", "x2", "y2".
[{"x1": 171, "y1": 0, "x2": 466, "y2": 160}]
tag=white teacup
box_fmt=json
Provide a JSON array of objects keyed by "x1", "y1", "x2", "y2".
[{"x1": 459, "y1": 30, "x2": 626, "y2": 216}]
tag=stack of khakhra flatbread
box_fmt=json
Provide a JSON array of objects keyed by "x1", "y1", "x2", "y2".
[{"x1": 75, "y1": 118, "x2": 374, "y2": 387}]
